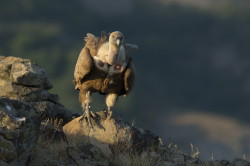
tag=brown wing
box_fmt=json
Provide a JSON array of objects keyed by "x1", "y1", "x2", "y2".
[
  {"x1": 124, "y1": 57, "x2": 135, "y2": 94},
  {"x1": 84, "y1": 33, "x2": 99, "y2": 56},
  {"x1": 73, "y1": 47, "x2": 93, "y2": 90},
  {"x1": 124, "y1": 43, "x2": 138, "y2": 56},
  {"x1": 73, "y1": 31, "x2": 108, "y2": 89}
]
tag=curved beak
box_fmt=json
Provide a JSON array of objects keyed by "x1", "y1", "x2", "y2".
[{"x1": 116, "y1": 39, "x2": 121, "y2": 46}]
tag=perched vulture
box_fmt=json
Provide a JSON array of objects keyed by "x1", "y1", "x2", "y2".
[{"x1": 73, "y1": 31, "x2": 137, "y2": 126}]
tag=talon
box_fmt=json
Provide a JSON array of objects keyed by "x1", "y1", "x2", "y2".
[
  {"x1": 79, "y1": 104, "x2": 95, "y2": 128},
  {"x1": 78, "y1": 115, "x2": 85, "y2": 122},
  {"x1": 85, "y1": 105, "x2": 93, "y2": 128},
  {"x1": 90, "y1": 111, "x2": 96, "y2": 118}
]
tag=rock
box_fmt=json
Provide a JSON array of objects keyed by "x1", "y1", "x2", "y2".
[
  {"x1": 0, "y1": 56, "x2": 52, "y2": 89},
  {"x1": 0, "y1": 56, "x2": 76, "y2": 124},
  {"x1": 157, "y1": 161, "x2": 179, "y2": 166},
  {"x1": 232, "y1": 159, "x2": 250, "y2": 166},
  {"x1": 67, "y1": 143, "x2": 110, "y2": 166},
  {"x1": 32, "y1": 101, "x2": 76, "y2": 124},
  {"x1": 169, "y1": 154, "x2": 185, "y2": 164},
  {"x1": 0, "y1": 98, "x2": 40, "y2": 165},
  {"x1": 185, "y1": 155, "x2": 202, "y2": 166},
  {"x1": 115, "y1": 153, "x2": 132, "y2": 166},
  {"x1": 63, "y1": 110, "x2": 162, "y2": 158},
  {"x1": 215, "y1": 160, "x2": 232, "y2": 166}
]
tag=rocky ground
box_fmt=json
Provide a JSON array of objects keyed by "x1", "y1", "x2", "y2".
[{"x1": 0, "y1": 56, "x2": 249, "y2": 166}]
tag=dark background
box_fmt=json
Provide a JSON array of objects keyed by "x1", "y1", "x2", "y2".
[{"x1": 1, "y1": 0, "x2": 250, "y2": 160}]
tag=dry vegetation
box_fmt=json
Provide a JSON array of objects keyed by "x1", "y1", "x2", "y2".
[
  {"x1": 110, "y1": 141, "x2": 163, "y2": 166},
  {"x1": 28, "y1": 119, "x2": 70, "y2": 166}
]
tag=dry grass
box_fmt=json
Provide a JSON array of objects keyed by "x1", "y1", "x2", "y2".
[
  {"x1": 30, "y1": 140, "x2": 69, "y2": 166},
  {"x1": 28, "y1": 119, "x2": 70, "y2": 166},
  {"x1": 111, "y1": 145, "x2": 161, "y2": 166},
  {"x1": 112, "y1": 152, "x2": 160, "y2": 166},
  {"x1": 190, "y1": 143, "x2": 200, "y2": 158}
]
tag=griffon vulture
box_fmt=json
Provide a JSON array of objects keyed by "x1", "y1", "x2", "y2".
[{"x1": 74, "y1": 31, "x2": 137, "y2": 126}]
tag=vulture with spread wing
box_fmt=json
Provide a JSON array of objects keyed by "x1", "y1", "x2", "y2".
[{"x1": 74, "y1": 31, "x2": 137, "y2": 126}]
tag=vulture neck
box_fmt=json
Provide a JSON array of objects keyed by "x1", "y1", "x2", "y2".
[
  {"x1": 96, "y1": 42, "x2": 125, "y2": 64},
  {"x1": 109, "y1": 43, "x2": 119, "y2": 57},
  {"x1": 108, "y1": 42, "x2": 120, "y2": 65}
]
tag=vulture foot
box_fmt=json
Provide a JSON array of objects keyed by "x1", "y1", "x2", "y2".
[{"x1": 79, "y1": 105, "x2": 96, "y2": 128}]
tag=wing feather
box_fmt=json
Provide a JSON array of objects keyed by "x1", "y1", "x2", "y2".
[
  {"x1": 73, "y1": 47, "x2": 93, "y2": 90},
  {"x1": 124, "y1": 43, "x2": 138, "y2": 56},
  {"x1": 84, "y1": 33, "x2": 99, "y2": 56}
]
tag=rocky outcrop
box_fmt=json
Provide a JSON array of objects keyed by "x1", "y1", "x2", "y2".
[
  {"x1": 0, "y1": 98, "x2": 40, "y2": 166},
  {"x1": 0, "y1": 56, "x2": 76, "y2": 124},
  {"x1": 0, "y1": 56, "x2": 76, "y2": 165},
  {"x1": 0, "y1": 56, "x2": 249, "y2": 166}
]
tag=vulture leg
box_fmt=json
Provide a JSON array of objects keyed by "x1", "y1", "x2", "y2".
[
  {"x1": 106, "y1": 93, "x2": 118, "y2": 119},
  {"x1": 79, "y1": 91, "x2": 95, "y2": 127}
]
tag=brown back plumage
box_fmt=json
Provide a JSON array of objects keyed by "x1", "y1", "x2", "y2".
[
  {"x1": 73, "y1": 31, "x2": 109, "y2": 89},
  {"x1": 84, "y1": 31, "x2": 108, "y2": 57}
]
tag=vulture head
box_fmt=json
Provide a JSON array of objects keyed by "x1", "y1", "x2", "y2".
[{"x1": 106, "y1": 31, "x2": 124, "y2": 65}]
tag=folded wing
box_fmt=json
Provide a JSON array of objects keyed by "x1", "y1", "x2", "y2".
[
  {"x1": 124, "y1": 57, "x2": 136, "y2": 95},
  {"x1": 73, "y1": 47, "x2": 93, "y2": 90}
]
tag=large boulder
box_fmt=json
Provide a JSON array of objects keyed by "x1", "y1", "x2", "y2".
[
  {"x1": 0, "y1": 56, "x2": 76, "y2": 124},
  {"x1": 63, "y1": 111, "x2": 162, "y2": 158},
  {"x1": 0, "y1": 56, "x2": 52, "y2": 99},
  {"x1": 0, "y1": 98, "x2": 40, "y2": 165}
]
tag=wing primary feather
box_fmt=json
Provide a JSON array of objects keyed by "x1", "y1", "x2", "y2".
[{"x1": 124, "y1": 44, "x2": 138, "y2": 56}]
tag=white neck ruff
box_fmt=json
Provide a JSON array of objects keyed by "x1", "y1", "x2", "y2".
[{"x1": 92, "y1": 56, "x2": 127, "y2": 75}]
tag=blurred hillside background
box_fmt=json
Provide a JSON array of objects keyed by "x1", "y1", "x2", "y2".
[{"x1": 1, "y1": 0, "x2": 250, "y2": 160}]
